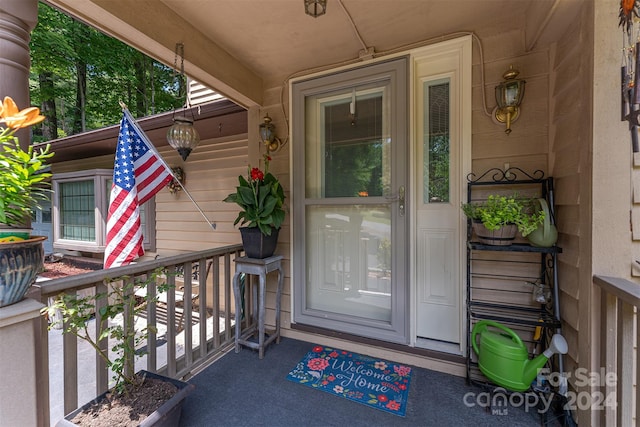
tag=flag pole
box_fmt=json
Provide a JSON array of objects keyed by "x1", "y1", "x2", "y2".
[{"x1": 119, "y1": 102, "x2": 216, "y2": 230}]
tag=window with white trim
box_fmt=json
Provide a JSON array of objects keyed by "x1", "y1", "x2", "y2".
[{"x1": 53, "y1": 169, "x2": 155, "y2": 253}]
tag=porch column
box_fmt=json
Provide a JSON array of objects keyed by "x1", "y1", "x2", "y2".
[
  {"x1": 0, "y1": 0, "x2": 38, "y2": 148},
  {"x1": 0, "y1": 298, "x2": 46, "y2": 426}
]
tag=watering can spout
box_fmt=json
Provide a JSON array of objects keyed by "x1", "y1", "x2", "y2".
[{"x1": 523, "y1": 334, "x2": 568, "y2": 385}]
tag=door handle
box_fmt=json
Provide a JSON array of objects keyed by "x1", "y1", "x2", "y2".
[{"x1": 384, "y1": 186, "x2": 405, "y2": 216}]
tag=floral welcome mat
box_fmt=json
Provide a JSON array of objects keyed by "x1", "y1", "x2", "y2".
[{"x1": 286, "y1": 345, "x2": 412, "y2": 416}]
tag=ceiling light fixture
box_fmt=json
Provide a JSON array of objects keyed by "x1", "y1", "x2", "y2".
[
  {"x1": 305, "y1": 0, "x2": 327, "y2": 18},
  {"x1": 167, "y1": 43, "x2": 200, "y2": 161}
]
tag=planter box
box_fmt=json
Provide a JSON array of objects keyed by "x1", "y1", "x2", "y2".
[{"x1": 56, "y1": 371, "x2": 195, "y2": 427}]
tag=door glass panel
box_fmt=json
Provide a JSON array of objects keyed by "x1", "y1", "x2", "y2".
[
  {"x1": 304, "y1": 84, "x2": 392, "y2": 325},
  {"x1": 306, "y1": 205, "x2": 391, "y2": 322},
  {"x1": 305, "y1": 88, "x2": 390, "y2": 199},
  {"x1": 423, "y1": 80, "x2": 450, "y2": 204}
]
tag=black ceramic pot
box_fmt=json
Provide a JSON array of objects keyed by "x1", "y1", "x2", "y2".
[{"x1": 239, "y1": 227, "x2": 279, "y2": 258}]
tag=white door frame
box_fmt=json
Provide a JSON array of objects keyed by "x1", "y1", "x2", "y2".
[{"x1": 408, "y1": 36, "x2": 472, "y2": 354}]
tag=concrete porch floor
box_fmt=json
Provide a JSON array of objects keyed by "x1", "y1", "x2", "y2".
[{"x1": 180, "y1": 338, "x2": 559, "y2": 427}]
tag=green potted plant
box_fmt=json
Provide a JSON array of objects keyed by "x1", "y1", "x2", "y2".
[
  {"x1": 0, "y1": 96, "x2": 54, "y2": 307},
  {"x1": 223, "y1": 154, "x2": 286, "y2": 258},
  {"x1": 43, "y1": 268, "x2": 195, "y2": 426},
  {"x1": 461, "y1": 194, "x2": 544, "y2": 245}
]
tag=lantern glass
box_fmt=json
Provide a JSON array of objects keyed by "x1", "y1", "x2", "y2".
[
  {"x1": 259, "y1": 123, "x2": 273, "y2": 144},
  {"x1": 167, "y1": 116, "x2": 200, "y2": 161},
  {"x1": 259, "y1": 116, "x2": 275, "y2": 144}
]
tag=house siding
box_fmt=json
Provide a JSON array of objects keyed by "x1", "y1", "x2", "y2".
[
  {"x1": 258, "y1": 13, "x2": 565, "y2": 374},
  {"x1": 153, "y1": 135, "x2": 249, "y2": 254},
  {"x1": 548, "y1": 2, "x2": 592, "y2": 402},
  {"x1": 592, "y1": 1, "x2": 638, "y2": 426}
]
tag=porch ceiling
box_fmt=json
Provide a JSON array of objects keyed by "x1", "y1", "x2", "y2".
[{"x1": 44, "y1": 0, "x2": 578, "y2": 108}]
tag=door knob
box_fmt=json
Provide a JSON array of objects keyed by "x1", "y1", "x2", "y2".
[{"x1": 385, "y1": 186, "x2": 405, "y2": 216}]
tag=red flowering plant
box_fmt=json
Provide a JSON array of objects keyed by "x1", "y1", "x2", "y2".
[{"x1": 223, "y1": 154, "x2": 285, "y2": 236}]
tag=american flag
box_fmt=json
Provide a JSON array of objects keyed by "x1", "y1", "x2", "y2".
[{"x1": 103, "y1": 112, "x2": 173, "y2": 269}]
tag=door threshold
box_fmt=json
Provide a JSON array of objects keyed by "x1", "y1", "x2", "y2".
[
  {"x1": 415, "y1": 337, "x2": 463, "y2": 356},
  {"x1": 292, "y1": 323, "x2": 465, "y2": 364}
]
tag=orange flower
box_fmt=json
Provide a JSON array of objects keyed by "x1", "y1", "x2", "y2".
[{"x1": 0, "y1": 96, "x2": 45, "y2": 129}]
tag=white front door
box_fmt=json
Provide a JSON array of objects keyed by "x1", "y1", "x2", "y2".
[
  {"x1": 292, "y1": 58, "x2": 409, "y2": 344},
  {"x1": 413, "y1": 38, "x2": 471, "y2": 351}
]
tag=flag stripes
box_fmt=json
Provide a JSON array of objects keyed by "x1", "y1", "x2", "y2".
[{"x1": 103, "y1": 112, "x2": 173, "y2": 269}]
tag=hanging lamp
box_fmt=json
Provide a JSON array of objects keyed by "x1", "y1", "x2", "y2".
[{"x1": 167, "y1": 43, "x2": 200, "y2": 160}]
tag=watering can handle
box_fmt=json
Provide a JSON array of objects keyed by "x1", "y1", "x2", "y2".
[
  {"x1": 537, "y1": 198, "x2": 551, "y2": 238},
  {"x1": 471, "y1": 320, "x2": 524, "y2": 356}
]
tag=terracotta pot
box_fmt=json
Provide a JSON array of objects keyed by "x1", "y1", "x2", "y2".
[
  {"x1": 239, "y1": 227, "x2": 279, "y2": 258},
  {"x1": 0, "y1": 236, "x2": 46, "y2": 307},
  {"x1": 472, "y1": 221, "x2": 516, "y2": 246}
]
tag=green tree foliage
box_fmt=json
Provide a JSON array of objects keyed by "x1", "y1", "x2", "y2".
[{"x1": 29, "y1": 2, "x2": 183, "y2": 142}]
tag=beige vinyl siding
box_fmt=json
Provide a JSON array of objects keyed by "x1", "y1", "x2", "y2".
[
  {"x1": 470, "y1": 27, "x2": 549, "y2": 175},
  {"x1": 548, "y1": 6, "x2": 591, "y2": 392},
  {"x1": 153, "y1": 135, "x2": 249, "y2": 255},
  {"x1": 549, "y1": 3, "x2": 598, "y2": 426},
  {"x1": 247, "y1": 93, "x2": 292, "y2": 334},
  {"x1": 51, "y1": 155, "x2": 114, "y2": 173}
]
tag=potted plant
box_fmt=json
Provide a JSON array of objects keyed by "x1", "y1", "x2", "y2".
[
  {"x1": 0, "y1": 96, "x2": 54, "y2": 307},
  {"x1": 43, "y1": 268, "x2": 195, "y2": 427},
  {"x1": 461, "y1": 194, "x2": 544, "y2": 245},
  {"x1": 223, "y1": 154, "x2": 286, "y2": 258}
]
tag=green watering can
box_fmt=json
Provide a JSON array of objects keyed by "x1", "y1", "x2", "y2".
[{"x1": 471, "y1": 320, "x2": 568, "y2": 392}]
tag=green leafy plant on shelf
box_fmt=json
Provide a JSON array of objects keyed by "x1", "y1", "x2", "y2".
[
  {"x1": 461, "y1": 194, "x2": 545, "y2": 237},
  {"x1": 42, "y1": 268, "x2": 173, "y2": 394}
]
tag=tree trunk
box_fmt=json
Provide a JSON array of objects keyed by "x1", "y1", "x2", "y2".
[
  {"x1": 134, "y1": 54, "x2": 147, "y2": 117},
  {"x1": 38, "y1": 72, "x2": 58, "y2": 140},
  {"x1": 74, "y1": 62, "x2": 87, "y2": 133}
]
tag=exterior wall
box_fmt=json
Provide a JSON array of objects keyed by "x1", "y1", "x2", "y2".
[
  {"x1": 471, "y1": 27, "x2": 549, "y2": 174},
  {"x1": 254, "y1": 14, "x2": 557, "y2": 373},
  {"x1": 50, "y1": 134, "x2": 249, "y2": 257},
  {"x1": 250, "y1": 96, "x2": 292, "y2": 344},
  {"x1": 153, "y1": 135, "x2": 248, "y2": 255},
  {"x1": 592, "y1": 1, "x2": 637, "y2": 426},
  {"x1": 548, "y1": 3, "x2": 593, "y2": 425}
]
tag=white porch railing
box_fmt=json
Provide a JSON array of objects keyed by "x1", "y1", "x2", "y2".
[
  {"x1": 593, "y1": 275, "x2": 640, "y2": 426},
  {"x1": 30, "y1": 244, "x2": 245, "y2": 426}
]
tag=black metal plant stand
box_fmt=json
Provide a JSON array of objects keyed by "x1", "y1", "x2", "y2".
[{"x1": 464, "y1": 168, "x2": 574, "y2": 426}]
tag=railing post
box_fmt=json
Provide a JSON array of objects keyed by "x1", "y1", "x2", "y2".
[
  {"x1": 617, "y1": 300, "x2": 634, "y2": 426},
  {"x1": 601, "y1": 290, "x2": 617, "y2": 425},
  {"x1": 95, "y1": 281, "x2": 108, "y2": 394},
  {"x1": 594, "y1": 275, "x2": 640, "y2": 427}
]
